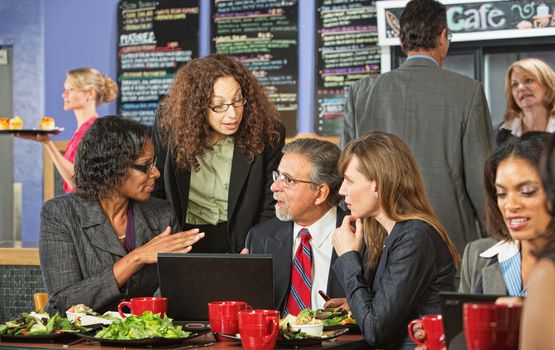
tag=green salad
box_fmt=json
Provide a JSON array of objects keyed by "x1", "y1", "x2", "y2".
[
  {"x1": 95, "y1": 311, "x2": 190, "y2": 340},
  {"x1": 0, "y1": 313, "x2": 87, "y2": 336}
]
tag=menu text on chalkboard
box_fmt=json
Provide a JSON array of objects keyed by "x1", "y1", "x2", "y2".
[
  {"x1": 211, "y1": 0, "x2": 299, "y2": 137},
  {"x1": 315, "y1": 0, "x2": 379, "y2": 136},
  {"x1": 117, "y1": 0, "x2": 199, "y2": 126}
]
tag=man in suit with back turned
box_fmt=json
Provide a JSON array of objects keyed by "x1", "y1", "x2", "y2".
[
  {"x1": 341, "y1": 0, "x2": 495, "y2": 254},
  {"x1": 243, "y1": 138, "x2": 349, "y2": 315}
]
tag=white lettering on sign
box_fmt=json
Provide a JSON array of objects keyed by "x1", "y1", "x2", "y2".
[
  {"x1": 448, "y1": 4, "x2": 506, "y2": 32},
  {"x1": 119, "y1": 32, "x2": 156, "y2": 46}
]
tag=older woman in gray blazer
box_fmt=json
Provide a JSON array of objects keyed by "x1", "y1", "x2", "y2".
[
  {"x1": 40, "y1": 116, "x2": 204, "y2": 314},
  {"x1": 459, "y1": 132, "x2": 554, "y2": 296}
]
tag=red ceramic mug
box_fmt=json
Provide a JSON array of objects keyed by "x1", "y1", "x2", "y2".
[
  {"x1": 238, "y1": 310, "x2": 279, "y2": 350},
  {"x1": 408, "y1": 313, "x2": 445, "y2": 350},
  {"x1": 208, "y1": 301, "x2": 252, "y2": 342},
  {"x1": 117, "y1": 297, "x2": 168, "y2": 318},
  {"x1": 463, "y1": 302, "x2": 521, "y2": 350}
]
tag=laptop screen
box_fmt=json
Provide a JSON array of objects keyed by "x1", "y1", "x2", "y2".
[
  {"x1": 439, "y1": 292, "x2": 503, "y2": 349},
  {"x1": 158, "y1": 253, "x2": 275, "y2": 321}
]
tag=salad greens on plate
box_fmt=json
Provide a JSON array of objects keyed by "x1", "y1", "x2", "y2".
[
  {"x1": 94, "y1": 311, "x2": 190, "y2": 340},
  {"x1": 0, "y1": 313, "x2": 88, "y2": 336}
]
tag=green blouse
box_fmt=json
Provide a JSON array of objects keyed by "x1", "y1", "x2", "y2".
[{"x1": 186, "y1": 137, "x2": 234, "y2": 225}]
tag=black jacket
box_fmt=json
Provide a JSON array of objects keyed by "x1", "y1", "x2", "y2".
[
  {"x1": 152, "y1": 114, "x2": 285, "y2": 253},
  {"x1": 333, "y1": 220, "x2": 456, "y2": 350}
]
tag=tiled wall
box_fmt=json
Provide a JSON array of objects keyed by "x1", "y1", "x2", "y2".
[{"x1": 0, "y1": 266, "x2": 45, "y2": 321}]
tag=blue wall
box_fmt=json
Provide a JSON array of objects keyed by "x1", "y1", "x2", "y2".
[
  {"x1": 46, "y1": 0, "x2": 119, "y2": 141},
  {"x1": 0, "y1": 0, "x2": 44, "y2": 242},
  {"x1": 3, "y1": 0, "x2": 317, "y2": 241}
]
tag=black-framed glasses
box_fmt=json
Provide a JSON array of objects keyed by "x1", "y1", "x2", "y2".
[
  {"x1": 272, "y1": 170, "x2": 314, "y2": 188},
  {"x1": 131, "y1": 156, "x2": 157, "y2": 173},
  {"x1": 209, "y1": 97, "x2": 247, "y2": 113}
]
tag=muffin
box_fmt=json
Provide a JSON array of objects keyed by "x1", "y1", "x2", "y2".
[
  {"x1": 39, "y1": 116, "x2": 55, "y2": 130},
  {"x1": 8, "y1": 116, "x2": 23, "y2": 130},
  {"x1": 0, "y1": 118, "x2": 8, "y2": 130}
]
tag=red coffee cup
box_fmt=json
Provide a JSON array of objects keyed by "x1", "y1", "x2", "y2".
[
  {"x1": 117, "y1": 297, "x2": 168, "y2": 318},
  {"x1": 463, "y1": 302, "x2": 521, "y2": 350},
  {"x1": 208, "y1": 301, "x2": 252, "y2": 342},
  {"x1": 238, "y1": 310, "x2": 279, "y2": 350},
  {"x1": 408, "y1": 313, "x2": 445, "y2": 350}
]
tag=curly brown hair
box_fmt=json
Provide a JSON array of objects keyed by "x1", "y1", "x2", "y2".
[{"x1": 160, "y1": 54, "x2": 281, "y2": 171}]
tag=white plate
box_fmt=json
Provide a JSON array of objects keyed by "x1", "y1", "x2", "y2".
[{"x1": 66, "y1": 311, "x2": 127, "y2": 326}]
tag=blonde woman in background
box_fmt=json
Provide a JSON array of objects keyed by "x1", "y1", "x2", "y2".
[
  {"x1": 16, "y1": 67, "x2": 117, "y2": 192},
  {"x1": 496, "y1": 58, "x2": 555, "y2": 145}
]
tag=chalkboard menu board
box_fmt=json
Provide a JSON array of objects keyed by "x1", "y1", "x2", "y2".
[
  {"x1": 211, "y1": 0, "x2": 299, "y2": 137},
  {"x1": 315, "y1": 1, "x2": 379, "y2": 136},
  {"x1": 117, "y1": 0, "x2": 199, "y2": 125}
]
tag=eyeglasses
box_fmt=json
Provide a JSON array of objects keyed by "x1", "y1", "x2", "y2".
[
  {"x1": 131, "y1": 156, "x2": 157, "y2": 173},
  {"x1": 209, "y1": 97, "x2": 247, "y2": 113},
  {"x1": 272, "y1": 170, "x2": 314, "y2": 188},
  {"x1": 447, "y1": 30, "x2": 453, "y2": 42}
]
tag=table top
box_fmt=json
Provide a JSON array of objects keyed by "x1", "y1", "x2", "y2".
[{"x1": 0, "y1": 333, "x2": 366, "y2": 350}]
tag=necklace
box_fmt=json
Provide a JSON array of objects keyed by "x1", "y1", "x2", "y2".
[{"x1": 117, "y1": 234, "x2": 126, "y2": 241}]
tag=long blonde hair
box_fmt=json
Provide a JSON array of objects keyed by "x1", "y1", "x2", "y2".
[
  {"x1": 339, "y1": 131, "x2": 461, "y2": 269},
  {"x1": 504, "y1": 58, "x2": 555, "y2": 122},
  {"x1": 67, "y1": 67, "x2": 118, "y2": 106}
]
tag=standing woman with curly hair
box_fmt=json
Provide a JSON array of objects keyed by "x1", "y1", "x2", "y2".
[
  {"x1": 153, "y1": 54, "x2": 285, "y2": 253},
  {"x1": 15, "y1": 67, "x2": 118, "y2": 192}
]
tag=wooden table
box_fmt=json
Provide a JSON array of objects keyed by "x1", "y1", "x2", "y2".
[{"x1": 0, "y1": 333, "x2": 367, "y2": 350}]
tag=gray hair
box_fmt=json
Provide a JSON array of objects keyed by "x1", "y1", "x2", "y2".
[{"x1": 282, "y1": 138, "x2": 342, "y2": 206}]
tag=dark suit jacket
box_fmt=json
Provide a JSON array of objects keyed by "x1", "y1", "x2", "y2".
[
  {"x1": 39, "y1": 194, "x2": 180, "y2": 314},
  {"x1": 152, "y1": 115, "x2": 285, "y2": 253},
  {"x1": 333, "y1": 220, "x2": 456, "y2": 350},
  {"x1": 244, "y1": 208, "x2": 348, "y2": 312},
  {"x1": 342, "y1": 57, "x2": 495, "y2": 254}
]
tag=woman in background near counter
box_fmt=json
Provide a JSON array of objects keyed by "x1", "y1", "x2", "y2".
[
  {"x1": 496, "y1": 58, "x2": 555, "y2": 145},
  {"x1": 153, "y1": 54, "x2": 285, "y2": 253},
  {"x1": 328, "y1": 131, "x2": 459, "y2": 350},
  {"x1": 459, "y1": 132, "x2": 553, "y2": 296},
  {"x1": 16, "y1": 67, "x2": 117, "y2": 192},
  {"x1": 40, "y1": 116, "x2": 204, "y2": 314},
  {"x1": 519, "y1": 132, "x2": 555, "y2": 349}
]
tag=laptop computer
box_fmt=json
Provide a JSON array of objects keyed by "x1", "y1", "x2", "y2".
[
  {"x1": 439, "y1": 292, "x2": 503, "y2": 350},
  {"x1": 158, "y1": 253, "x2": 275, "y2": 328}
]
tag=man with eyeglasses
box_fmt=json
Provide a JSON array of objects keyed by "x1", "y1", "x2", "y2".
[
  {"x1": 243, "y1": 138, "x2": 355, "y2": 315},
  {"x1": 341, "y1": 0, "x2": 494, "y2": 254}
]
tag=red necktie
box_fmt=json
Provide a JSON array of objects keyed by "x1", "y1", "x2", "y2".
[{"x1": 285, "y1": 228, "x2": 312, "y2": 316}]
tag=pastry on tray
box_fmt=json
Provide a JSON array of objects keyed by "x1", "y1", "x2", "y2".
[
  {"x1": 39, "y1": 116, "x2": 56, "y2": 130},
  {"x1": 8, "y1": 116, "x2": 23, "y2": 130}
]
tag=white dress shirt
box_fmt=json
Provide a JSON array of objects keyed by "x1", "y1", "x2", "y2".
[{"x1": 293, "y1": 206, "x2": 337, "y2": 310}]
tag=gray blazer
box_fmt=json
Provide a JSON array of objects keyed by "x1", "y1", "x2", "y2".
[
  {"x1": 458, "y1": 238, "x2": 507, "y2": 295},
  {"x1": 39, "y1": 194, "x2": 179, "y2": 314},
  {"x1": 342, "y1": 57, "x2": 495, "y2": 254}
]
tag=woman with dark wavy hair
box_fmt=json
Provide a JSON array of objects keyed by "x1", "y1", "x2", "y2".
[
  {"x1": 40, "y1": 116, "x2": 204, "y2": 314},
  {"x1": 153, "y1": 54, "x2": 285, "y2": 253},
  {"x1": 459, "y1": 132, "x2": 554, "y2": 296}
]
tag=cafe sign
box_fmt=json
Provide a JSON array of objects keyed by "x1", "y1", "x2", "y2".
[{"x1": 377, "y1": 0, "x2": 555, "y2": 46}]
